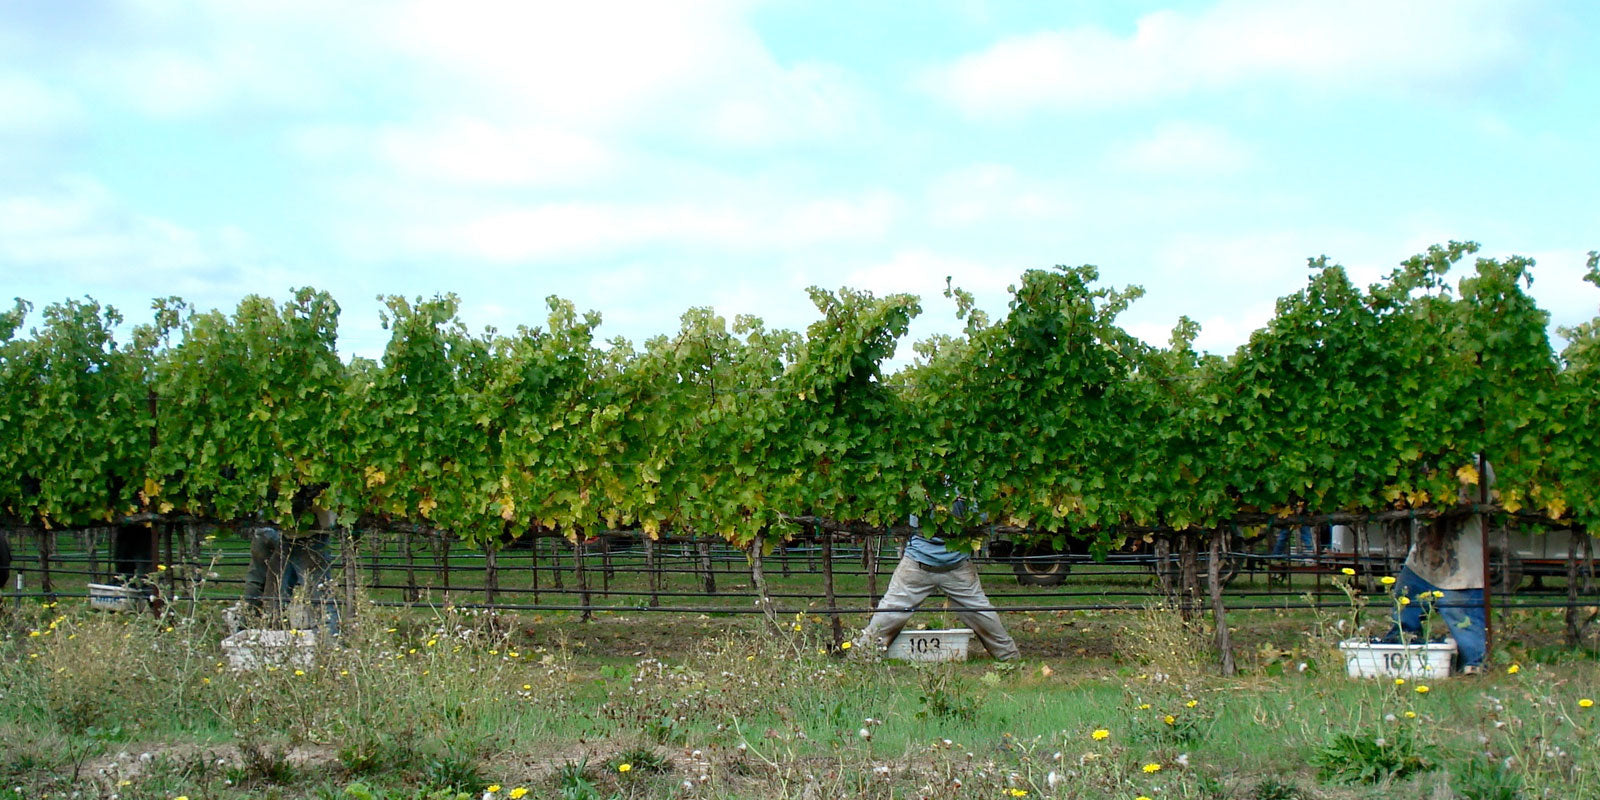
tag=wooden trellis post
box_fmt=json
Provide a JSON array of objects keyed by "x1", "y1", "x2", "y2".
[
  {"x1": 1567, "y1": 526, "x2": 1592, "y2": 647},
  {"x1": 821, "y1": 527, "x2": 841, "y2": 649},
  {"x1": 696, "y1": 538, "x2": 717, "y2": 595},
  {"x1": 575, "y1": 537, "x2": 592, "y2": 622},
  {"x1": 1208, "y1": 526, "x2": 1236, "y2": 675},
  {"x1": 1154, "y1": 534, "x2": 1174, "y2": 603},
  {"x1": 862, "y1": 534, "x2": 878, "y2": 606},
  {"x1": 749, "y1": 543, "x2": 783, "y2": 635},
  {"x1": 484, "y1": 538, "x2": 499, "y2": 606},
  {"x1": 38, "y1": 529, "x2": 54, "y2": 597},
  {"x1": 1178, "y1": 531, "x2": 1200, "y2": 620},
  {"x1": 404, "y1": 531, "x2": 418, "y2": 604},
  {"x1": 341, "y1": 532, "x2": 358, "y2": 625},
  {"x1": 644, "y1": 536, "x2": 659, "y2": 608},
  {"x1": 530, "y1": 535, "x2": 541, "y2": 604}
]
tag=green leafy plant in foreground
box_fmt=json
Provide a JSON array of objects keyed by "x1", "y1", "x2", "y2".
[{"x1": 1311, "y1": 724, "x2": 1432, "y2": 784}]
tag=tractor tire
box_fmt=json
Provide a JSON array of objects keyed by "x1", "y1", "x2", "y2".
[{"x1": 1012, "y1": 547, "x2": 1070, "y2": 586}]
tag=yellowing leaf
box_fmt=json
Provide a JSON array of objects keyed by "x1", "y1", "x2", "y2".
[
  {"x1": 1456, "y1": 464, "x2": 1480, "y2": 486},
  {"x1": 143, "y1": 477, "x2": 162, "y2": 498},
  {"x1": 1546, "y1": 496, "x2": 1568, "y2": 519}
]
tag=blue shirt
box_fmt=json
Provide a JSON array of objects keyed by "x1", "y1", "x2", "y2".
[{"x1": 904, "y1": 532, "x2": 970, "y2": 569}]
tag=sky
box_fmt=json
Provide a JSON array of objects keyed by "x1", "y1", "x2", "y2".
[{"x1": 2, "y1": 0, "x2": 1598, "y2": 365}]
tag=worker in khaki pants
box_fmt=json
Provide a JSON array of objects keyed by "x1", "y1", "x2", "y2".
[{"x1": 856, "y1": 517, "x2": 1019, "y2": 661}]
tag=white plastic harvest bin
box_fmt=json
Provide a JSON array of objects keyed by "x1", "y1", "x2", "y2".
[
  {"x1": 886, "y1": 628, "x2": 973, "y2": 662},
  {"x1": 1338, "y1": 638, "x2": 1455, "y2": 679},
  {"x1": 222, "y1": 629, "x2": 318, "y2": 671},
  {"x1": 87, "y1": 582, "x2": 148, "y2": 612}
]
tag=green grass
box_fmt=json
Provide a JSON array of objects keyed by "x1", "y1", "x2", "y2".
[{"x1": 2, "y1": 592, "x2": 1597, "y2": 799}]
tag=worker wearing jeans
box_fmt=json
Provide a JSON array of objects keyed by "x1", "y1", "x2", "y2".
[
  {"x1": 1379, "y1": 460, "x2": 1494, "y2": 673},
  {"x1": 857, "y1": 526, "x2": 1019, "y2": 661}
]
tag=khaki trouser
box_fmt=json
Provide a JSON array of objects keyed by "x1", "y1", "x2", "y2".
[{"x1": 858, "y1": 555, "x2": 1020, "y2": 661}]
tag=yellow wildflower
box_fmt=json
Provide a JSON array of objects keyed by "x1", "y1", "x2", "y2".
[
  {"x1": 619, "y1": 763, "x2": 632, "y2": 773},
  {"x1": 1091, "y1": 729, "x2": 1110, "y2": 740},
  {"x1": 1415, "y1": 685, "x2": 1430, "y2": 694},
  {"x1": 1340, "y1": 567, "x2": 1356, "y2": 576},
  {"x1": 1404, "y1": 710, "x2": 1417, "y2": 718},
  {"x1": 841, "y1": 641, "x2": 852, "y2": 650},
  {"x1": 1507, "y1": 664, "x2": 1520, "y2": 675},
  {"x1": 487, "y1": 785, "x2": 501, "y2": 794},
  {"x1": 1142, "y1": 763, "x2": 1162, "y2": 773},
  {"x1": 1579, "y1": 698, "x2": 1594, "y2": 709},
  {"x1": 1185, "y1": 700, "x2": 1198, "y2": 708},
  {"x1": 1137, "y1": 703, "x2": 1151, "y2": 710},
  {"x1": 1394, "y1": 678, "x2": 1405, "y2": 686},
  {"x1": 1163, "y1": 715, "x2": 1176, "y2": 725},
  {"x1": 510, "y1": 789, "x2": 529, "y2": 799},
  {"x1": 1380, "y1": 576, "x2": 1397, "y2": 585}
]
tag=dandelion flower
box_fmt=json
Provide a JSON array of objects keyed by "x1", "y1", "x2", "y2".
[
  {"x1": 1398, "y1": 596, "x2": 1411, "y2": 606},
  {"x1": 1142, "y1": 762, "x2": 1162, "y2": 773},
  {"x1": 1415, "y1": 685, "x2": 1430, "y2": 694},
  {"x1": 509, "y1": 788, "x2": 529, "y2": 799},
  {"x1": 486, "y1": 785, "x2": 501, "y2": 794},
  {"x1": 792, "y1": 623, "x2": 803, "y2": 632},
  {"x1": 522, "y1": 684, "x2": 532, "y2": 691},
  {"x1": 1380, "y1": 576, "x2": 1397, "y2": 585},
  {"x1": 1137, "y1": 797, "x2": 1153, "y2": 800},
  {"x1": 1163, "y1": 715, "x2": 1176, "y2": 725},
  {"x1": 1394, "y1": 678, "x2": 1406, "y2": 686},
  {"x1": 1580, "y1": 698, "x2": 1594, "y2": 709},
  {"x1": 1507, "y1": 664, "x2": 1520, "y2": 675},
  {"x1": 841, "y1": 641, "x2": 852, "y2": 650},
  {"x1": 1137, "y1": 703, "x2": 1151, "y2": 710},
  {"x1": 1185, "y1": 700, "x2": 1198, "y2": 708},
  {"x1": 1341, "y1": 567, "x2": 1356, "y2": 576},
  {"x1": 619, "y1": 763, "x2": 632, "y2": 773},
  {"x1": 293, "y1": 669, "x2": 305, "y2": 677},
  {"x1": 1092, "y1": 729, "x2": 1110, "y2": 740},
  {"x1": 1432, "y1": 591, "x2": 1445, "y2": 599},
  {"x1": 1404, "y1": 711, "x2": 1417, "y2": 718},
  {"x1": 1007, "y1": 789, "x2": 1028, "y2": 798}
]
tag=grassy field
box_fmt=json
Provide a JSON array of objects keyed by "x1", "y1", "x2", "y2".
[{"x1": 2, "y1": 581, "x2": 1598, "y2": 800}]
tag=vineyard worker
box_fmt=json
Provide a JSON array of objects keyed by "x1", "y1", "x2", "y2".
[
  {"x1": 855, "y1": 504, "x2": 1020, "y2": 661},
  {"x1": 233, "y1": 501, "x2": 340, "y2": 636},
  {"x1": 1379, "y1": 460, "x2": 1495, "y2": 674}
]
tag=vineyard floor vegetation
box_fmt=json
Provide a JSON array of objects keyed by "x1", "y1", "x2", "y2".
[{"x1": 1, "y1": 593, "x2": 1597, "y2": 798}]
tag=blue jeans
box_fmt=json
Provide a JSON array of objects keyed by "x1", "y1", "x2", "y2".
[
  {"x1": 1385, "y1": 566, "x2": 1486, "y2": 667},
  {"x1": 243, "y1": 527, "x2": 341, "y2": 635},
  {"x1": 1270, "y1": 526, "x2": 1314, "y2": 558}
]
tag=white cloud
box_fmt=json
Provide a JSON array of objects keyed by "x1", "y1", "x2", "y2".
[
  {"x1": 1111, "y1": 122, "x2": 1254, "y2": 174},
  {"x1": 845, "y1": 248, "x2": 1016, "y2": 298},
  {"x1": 379, "y1": 0, "x2": 867, "y2": 144},
  {"x1": 0, "y1": 73, "x2": 82, "y2": 136},
  {"x1": 0, "y1": 178, "x2": 290, "y2": 303},
  {"x1": 929, "y1": 0, "x2": 1532, "y2": 115},
  {"x1": 925, "y1": 164, "x2": 1076, "y2": 226},
  {"x1": 366, "y1": 118, "x2": 616, "y2": 188},
  {"x1": 356, "y1": 190, "x2": 902, "y2": 263}
]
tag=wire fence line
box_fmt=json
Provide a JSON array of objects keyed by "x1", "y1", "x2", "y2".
[{"x1": 4, "y1": 524, "x2": 1595, "y2": 621}]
